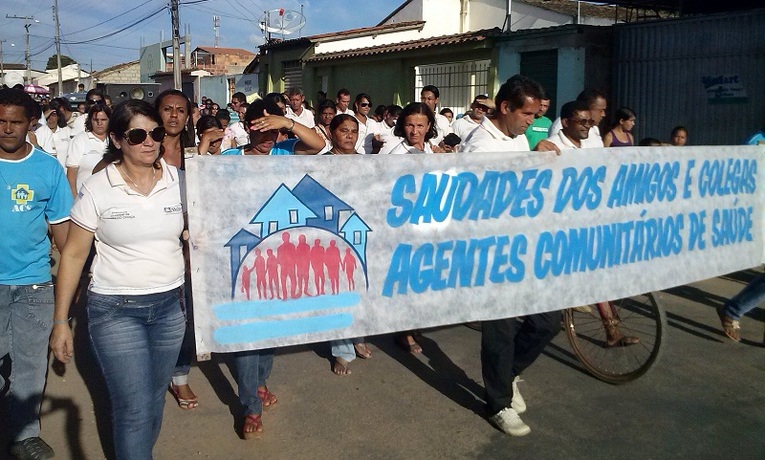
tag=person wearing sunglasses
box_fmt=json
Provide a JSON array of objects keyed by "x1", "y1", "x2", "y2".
[
  {"x1": 452, "y1": 94, "x2": 495, "y2": 140},
  {"x1": 353, "y1": 93, "x2": 376, "y2": 154},
  {"x1": 51, "y1": 99, "x2": 186, "y2": 460},
  {"x1": 546, "y1": 100, "x2": 595, "y2": 150}
]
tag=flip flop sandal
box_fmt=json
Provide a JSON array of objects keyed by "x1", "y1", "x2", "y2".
[
  {"x1": 354, "y1": 342, "x2": 372, "y2": 359},
  {"x1": 243, "y1": 414, "x2": 263, "y2": 440},
  {"x1": 257, "y1": 386, "x2": 278, "y2": 409},
  {"x1": 170, "y1": 383, "x2": 199, "y2": 410}
]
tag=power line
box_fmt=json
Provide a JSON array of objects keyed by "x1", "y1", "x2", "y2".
[
  {"x1": 61, "y1": 0, "x2": 156, "y2": 39},
  {"x1": 61, "y1": 6, "x2": 167, "y2": 44}
]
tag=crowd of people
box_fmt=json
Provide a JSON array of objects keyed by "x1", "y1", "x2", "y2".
[{"x1": 0, "y1": 72, "x2": 759, "y2": 460}]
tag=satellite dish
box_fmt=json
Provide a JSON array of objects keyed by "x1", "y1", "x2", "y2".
[{"x1": 259, "y1": 8, "x2": 306, "y2": 38}]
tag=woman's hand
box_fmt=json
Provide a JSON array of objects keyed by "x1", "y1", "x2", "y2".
[
  {"x1": 50, "y1": 324, "x2": 74, "y2": 363},
  {"x1": 249, "y1": 110, "x2": 291, "y2": 132}
]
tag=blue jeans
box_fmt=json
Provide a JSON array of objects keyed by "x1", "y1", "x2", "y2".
[
  {"x1": 232, "y1": 349, "x2": 274, "y2": 416},
  {"x1": 330, "y1": 338, "x2": 364, "y2": 363},
  {"x1": 722, "y1": 274, "x2": 765, "y2": 320},
  {"x1": 0, "y1": 283, "x2": 54, "y2": 442},
  {"x1": 88, "y1": 288, "x2": 185, "y2": 460}
]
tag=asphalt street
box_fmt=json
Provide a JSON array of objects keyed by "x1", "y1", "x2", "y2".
[{"x1": 1, "y1": 270, "x2": 763, "y2": 460}]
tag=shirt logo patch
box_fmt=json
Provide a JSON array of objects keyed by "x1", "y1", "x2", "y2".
[
  {"x1": 11, "y1": 184, "x2": 34, "y2": 212},
  {"x1": 164, "y1": 204, "x2": 183, "y2": 214}
]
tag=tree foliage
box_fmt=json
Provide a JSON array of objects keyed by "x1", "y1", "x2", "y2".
[{"x1": 46, "y1": 54, "x2": 77, "y2": 70}]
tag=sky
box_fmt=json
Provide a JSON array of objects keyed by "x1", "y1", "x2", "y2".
[{"x1": 0, "y1": 0, "x2": 403, "y2": 72}]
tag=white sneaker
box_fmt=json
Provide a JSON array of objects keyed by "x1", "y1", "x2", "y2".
[
  {"x1": 490, "y1": 407, "x2": 531, "y2": 436},
  {"x1": 511, "y1": 376, "x2": 526, "y2": 414}
]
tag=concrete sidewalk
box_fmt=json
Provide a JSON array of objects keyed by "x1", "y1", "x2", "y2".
[{"x1": 2, "y1": 271, "x2": 764, "y2": 459}]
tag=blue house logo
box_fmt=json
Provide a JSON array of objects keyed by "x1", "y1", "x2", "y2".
[{"x1": 214, "y1": 175, "x2": 372, "y2": 346}]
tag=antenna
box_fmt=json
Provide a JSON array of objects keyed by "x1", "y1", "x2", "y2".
[
  {"x1": 259, "y1": 8, "x2": 306, "y2": 41},
  {"x1": 213, "y1": 15, "x2": 220, "y2": 48}
]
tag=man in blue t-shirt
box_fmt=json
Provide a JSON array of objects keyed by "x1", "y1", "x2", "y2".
[{"x1": 0, "y1": 88, "x2": 72, "y2": 460}]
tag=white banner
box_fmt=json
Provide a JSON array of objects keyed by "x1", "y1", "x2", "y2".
[{"x1": 186, "y1": 146, "x2": 764, "y2": 355}]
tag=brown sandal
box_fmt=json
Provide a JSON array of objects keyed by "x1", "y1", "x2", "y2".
[
  {"x1": 243, "y1": 414, "x2": 263, "y2": 440},
  {"x1": 717, "y1": 306, "x2": 741, "y2": 342}
]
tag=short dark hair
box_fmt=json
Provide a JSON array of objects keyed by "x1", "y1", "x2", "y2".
[
  {"x1": 103, "y1": 99, "x2": 164, "y2": 167},
  {"x1": 265, "y1": 92, "x2": 288, "y2": 109},
  {"x1": 244, "y1": 97, "x2": 283, "y2": 125},
  {"x1": 421, "y1": 85, "x2": 440, "y2": 99},
  {"x1": 386, "y1": 104, "x2": 403, "y2": 117},
  {"x1": 439, "y1": 108, "x2": 453, "y2": 117},
  {"x1": 495, "y1": 74, "x2": 544, "y2": 112},
  {"x1": 330, "y1": 113, "x2": 358, "y2": 132},
  {"x1": 336, "y1": 88, "x2": 351, "y2": 98},
  {"x1": 85, "y1": 103, "x2": 112, "y2": 132},
  {"x1": 232, "y1": 92, "x2": 247, "y2": 102},
  {"x1": 612, "y1": 107, "x2": 636, "y2": 128},
  {"x1": 639, "y1": 137, "x2": 662, "y2": 146},
  {"x1": 576, "y1": 89, "x2": 606, "y2": 107},
  {"x1": 393, "y1": 102, "x2": 438, "y2": 142},
  {"x1": 196, "y1": 114, "x2": 222, "y2": 133},
  {"x1": 0, "y1": 88, "x2": 37, "y2": 120},
  {"x1": 374, "y1": 104, "x2": 387, "y2": 118},
  {"x1": 560, "y1": 100, "x2": 590, "y2": 120},
  {"x1": 215, "y1": 110, "x2": 230, "y2": 122},
  {"x1": 317, "y1": 99, "x2": 337, "y2": 113},
  {"x1": 671, "y1": 125, "x2": 687, "y2": 137},
  {"x1": 86, "y1": 88, "x2": 103, "y2": 101},
  {"x1": 354, "y1": 93, "x2": 371, "y2": 110}
]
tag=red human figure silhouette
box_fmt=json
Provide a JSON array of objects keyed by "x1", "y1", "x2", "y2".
[
  {"x1": 277, "y1": 232, "x2": 298, "y2": 300},
  {"x1": 325, "y1": 240, "x2": 342, "y2": 295},
  {"x1": 295, "y1": 234, "x2": 312, "y2": 297},
  {"x1": 310, "y1": 239, "x2": 326, "y2": 295},
  {"x1": 266, "y1": 248, "x2": 281, "y2": 299},
  {"x1": 342, "y1": 248, "x2": 357, "y2": 291},
  {"x1": 253, "y1": 248, "x2": 267, "y2": 300},
  {"x1": 240, "y1": 260, "x2": 255, "y2": 300}
]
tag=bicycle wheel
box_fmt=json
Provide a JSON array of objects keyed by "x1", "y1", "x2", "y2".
[{"x1": 564, "y1": 292, "x2": 666, "y2": 384}]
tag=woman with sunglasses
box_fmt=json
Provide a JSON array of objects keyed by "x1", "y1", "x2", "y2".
[
  {"x1": 51, "y1": 100, "x2": 186, "y2": 460},
  {"x1": 352, "y1": 93, "x2": 375, "y2": 154}
]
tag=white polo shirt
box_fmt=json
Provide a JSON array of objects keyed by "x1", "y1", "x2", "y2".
[
  {"x1": 71, "y1": 159, "x2": 185, "y2": 295},
  {"x1": 432, "y1": 112, "x2": 452, "y2": 145},
  {"x1": 460, "y1": 116, "x2": 530, "y2": 153},
  {"x1": 36, "y1": 124, "x2": 72, "y2": 168},
  {"x1": 387, "y1": 140, "x2": 434, "y2": 155},
  {"x1": 451, "y1": 115, "x2": 481, "y2": 140},
  {"x1": 549, "y1": 118, "x2": 603, "y2": 148},
  {"x1": 546, "y1": 130, "x2": 581, "y2": 151},
  {"x1": 285, "y1": 106, "x2": 316, "y2": 128},
  {"x1": 66, "y1": 131, "x2": 109, "y2": 193}
]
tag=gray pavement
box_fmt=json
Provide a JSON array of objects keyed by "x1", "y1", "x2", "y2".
[{"x1": 2, "y1": 271, "x2": 764, "y2": 460}]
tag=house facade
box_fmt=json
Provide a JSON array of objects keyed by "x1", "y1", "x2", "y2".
[{"x1": 258, "y1": 0, "x2": 618, "y2": 115}]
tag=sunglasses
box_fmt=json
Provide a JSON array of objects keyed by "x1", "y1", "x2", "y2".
[
  {"x1": 124, "y1": 127, "x2": 166, "y2": 145},
  {"x1": 87, "y1": 99, "x2": 103, "y2": 105},
  {"x1": 359, "y1": 102, "x2": 371, "y2": 107}
]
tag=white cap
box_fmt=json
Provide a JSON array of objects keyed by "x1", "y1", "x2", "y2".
[{"x1": 3, "y1": 73, "x2": 24, "y2": 88}]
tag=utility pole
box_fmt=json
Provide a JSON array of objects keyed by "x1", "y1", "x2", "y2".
[
  {"x1": 0, "y1": 40, "x2": 8, "y2": 84},
  {"x1": 6, "y1": 15, "x2": 37, "y2": 84},
  {"x1": 170, "y1": 0, "x2": 182, "y2": 90},
  {"x1": 53, "y1": 0, "x2": 63, "y2": 95}
]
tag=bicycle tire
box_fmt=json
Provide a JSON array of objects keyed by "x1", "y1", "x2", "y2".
[{"x1": 564, "y1": 292, "x2": 666, "y2": 384}]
